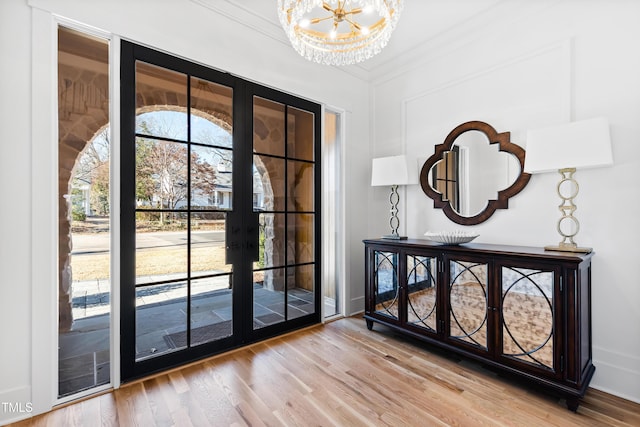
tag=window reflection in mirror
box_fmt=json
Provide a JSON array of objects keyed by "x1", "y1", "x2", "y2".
[{"x1": 429, "y1": 130, "x2": 521, "y2": 217}]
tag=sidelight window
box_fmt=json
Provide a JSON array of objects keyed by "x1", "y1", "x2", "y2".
[{"x1": 57, "y1": 26, "x2": 111, "y2": 398}]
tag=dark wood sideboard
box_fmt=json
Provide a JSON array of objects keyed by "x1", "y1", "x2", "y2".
[{"x1": 363, "y1": 238, "x2": 595, "y2": 411}]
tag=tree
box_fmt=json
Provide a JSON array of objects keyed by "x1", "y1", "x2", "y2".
[
  {"x1": 135, "y1": 114, "x2": 220, "y2": 213},
  {"x1": 90, "y1": 162, "x2": 110, "y2": 215},
  {"x1": 135, "y1": 137, "x2": 156, "y2": 206},
  {"x1": 149, "y1": 140, "x2": 189, "y2": 210},
  {"x1": 74, "y1": 128, "x2": 109, "y2": 183},
  {"x1": 191, "y1": 150, "x2": 217, "y2": 201},
  {"x1": 74, "y1": 113, "x2": 225, "y2": 223},
  {"x1": 73, "y1": 128, "x2": 110, "y2": 217}
]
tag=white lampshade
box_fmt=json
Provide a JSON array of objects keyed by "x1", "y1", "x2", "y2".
[
  {"x1": 524, "y1": 117, "x2": 613, "y2": 174},
  {"x1": 371, "y1": 155, "x2": 417, "y2": 186}
]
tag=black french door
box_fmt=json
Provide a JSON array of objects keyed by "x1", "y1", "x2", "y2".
[{"x1": 120, "y1": 41, "x2": 321, "y2": 381}]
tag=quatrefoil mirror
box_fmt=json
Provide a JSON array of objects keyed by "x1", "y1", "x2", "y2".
[{"x1": 420, "y1": 121, "x2": 531, "y2": 225}]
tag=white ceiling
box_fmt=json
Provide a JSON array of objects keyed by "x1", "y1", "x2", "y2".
[{"x1": 191, "y1": 0, "x2": 505, "y2": 81}]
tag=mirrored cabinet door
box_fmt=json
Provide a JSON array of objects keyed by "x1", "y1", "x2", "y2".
[
  {"x1": 406, "y1": 254, "x2": 438, "y2": 333},
  {"x1": 447, "y1": 259, "x2": 489, "y2": 351},
  {"x1": 500, "y1": 266, "x2": 556, "y2": 371},
  {"x1": 373, "y1": 251, "x2": 399, "y2": 320}
]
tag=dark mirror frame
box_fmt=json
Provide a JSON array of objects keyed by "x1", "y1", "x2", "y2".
[{"x1": 420, "y1": 120, "x2": 531, "y2": 225}]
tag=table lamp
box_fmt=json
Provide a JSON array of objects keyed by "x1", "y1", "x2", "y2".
[
  {"x1": 524, "y1": 117, "x2": 612, "y2": 253},
  {"x1": 371, "y1": 155, "x2": 417, "y2": 240}
]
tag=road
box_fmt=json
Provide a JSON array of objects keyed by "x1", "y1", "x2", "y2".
[{"x1": 71, "y1": 230, "x2": 226, "y2": 255}]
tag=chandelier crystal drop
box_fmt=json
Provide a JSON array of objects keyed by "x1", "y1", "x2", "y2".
[{"x1": 277, "y1": 0, "x2": 404, "y2": 66}]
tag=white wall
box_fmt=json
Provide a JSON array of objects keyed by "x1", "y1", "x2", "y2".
[
  {"x1": 370, "y1": 0, "x2": 640, "y2": 403},
  {"x1": 0, "y1": 0, "x2": 370, "y2": 422},
  {"x1": 0, "y1": 0, "x2": 34, "y2": 422}
]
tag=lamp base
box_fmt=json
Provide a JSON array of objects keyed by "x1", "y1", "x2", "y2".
[
  {"x1": 382, "y1": 234, "x2": 408, "y2": 240},
  {"x1": 544, "y1": 169, "x2": 593, "y2": 254},
  {"x1": 544, "y1": 243, "x2": 593, "y2": 253}
]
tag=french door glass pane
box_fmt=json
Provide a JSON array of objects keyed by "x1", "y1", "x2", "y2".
[
  {"x1": 254, "y1": 154, "x2": 286, "y2": 212},
  {"x1": 288, "y1": 160, "x2": 314, "y2": 211},
  {"x1": 191, "y1": 213, "x2": 231, "y2": 277},
  {"x1": 287, "y1": 106, "x2": 315, "y2": 161},
  {"x1": 253, "y1": 97, "x2": 285, "y2": 157},
  {"x1": 135, "y1": 282, "x2": 187, "y2": 360},
  {"x1": 287, "y1": 213, "x2": 314, "y2": 265},
  {"x1": 135, "y1": 220, "x2": 187, "y2": 285},
  {"x1": 288, "y1": 264, "x2": 315, "y2": 320},
  {"x1": 191, "y1": 146, "x2": 231, "y2": 210},
  {"x1": 136, "y1": 63, "x2": 187, "y2": 140},
  {"x1": 190, "y1": 276, "x2": 233, "y2": 346},
  {"x1": 135, "y1": 138, "x2": 189, "y2": 210},
  {"x1": 256, "y1": 213, "x2": 285, "y2": 270},
  {"x1": 253, "y1": 269, "x2": 286, "y2": 329},
  {"x1": 190, "y1": 77, "x2": 233, "y2": 148}
]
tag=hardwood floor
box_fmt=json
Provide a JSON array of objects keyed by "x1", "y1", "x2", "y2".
[{"x1": 9, "y1": 317, "x2": 640, "y2": 426}]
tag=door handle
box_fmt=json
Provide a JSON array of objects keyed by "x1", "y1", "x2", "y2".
[
  {"x1": 225, "y1": 213, "x2": 260, "y2": 263},
  {"x1": 225, "y1": 222, "x2": 242, "y2": 264},
  {"x1": 246, "y1": 212, "x2": 260, "y2": 262}
]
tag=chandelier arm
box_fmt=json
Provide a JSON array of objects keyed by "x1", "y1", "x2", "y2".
[
  {"x1": 309, "y1": 16, "x2": 334, "y2": 25},
  {"x1": 344, "y1": 17, "x2": 361, "y2": 29},
  {"x1": 322, "y1": 2, "x2": 333, "y2": 12}
]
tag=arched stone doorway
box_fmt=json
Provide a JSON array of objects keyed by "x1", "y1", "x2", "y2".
[
  {"x1": 58, "y1": 32, "x2": 283, "y2": 328},
  {"x1": 58, "y1": 27, "x2": 110, "y2": 331}
]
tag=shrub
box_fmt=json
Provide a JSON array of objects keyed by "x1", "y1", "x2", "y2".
[{"x1": 72, "y1": 208, "x2": 86, "y2": 221}]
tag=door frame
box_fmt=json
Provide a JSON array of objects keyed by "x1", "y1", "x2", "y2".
[{"x1": 119, "y1": 41, "x2": 322, "y2": 382}]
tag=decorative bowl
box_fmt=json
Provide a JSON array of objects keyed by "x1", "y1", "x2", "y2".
[{"x1": 424, "y1": 230, "x2": 479, "y2": 245}]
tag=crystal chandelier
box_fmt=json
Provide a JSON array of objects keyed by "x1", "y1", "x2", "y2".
[{"x1": 277, "y1": 0, "x2": 403, "y2": 66}]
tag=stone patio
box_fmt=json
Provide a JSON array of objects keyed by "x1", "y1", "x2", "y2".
[{"x1": 59, "y1": 281, "x2": 332, "y2": 397}]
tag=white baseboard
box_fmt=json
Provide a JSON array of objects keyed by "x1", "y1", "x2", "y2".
[
  {"x1": 591, "y1": 347, "x2": 640, "y2": 404},
  {"x1": 349, "y1": 296, "x2": 364, "y2": 316},
  {"x1": 0, "y1": 386, "x2": 33, "y2": 425}
]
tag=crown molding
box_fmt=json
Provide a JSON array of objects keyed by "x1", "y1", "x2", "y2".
[
  {"x1": 190, "y1": 0, "x2": 287, "y2": 43},
  {"x1": 369, "y1": 0, "x2": 563, "y2": 86}
]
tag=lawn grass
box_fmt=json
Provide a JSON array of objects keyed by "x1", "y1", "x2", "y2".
[
  {"x1": 71, "y1": 246, "x2": 229, "y2": 281},
  {"x1": 70, "y1": 219, "x2": 231, "y2": 281}
]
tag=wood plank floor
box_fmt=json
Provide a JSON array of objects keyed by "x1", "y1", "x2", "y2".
[{"x1": 9, "y1": 317, "x2": 640, "y2": 426}]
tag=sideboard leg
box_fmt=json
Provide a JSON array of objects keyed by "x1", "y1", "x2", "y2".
[
  {"x1": 365, "y1": 319, "x2": 373, "y2": 330},
  {"x1": 566, "y1": 397, "x2": 580, "y2": 412}
]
